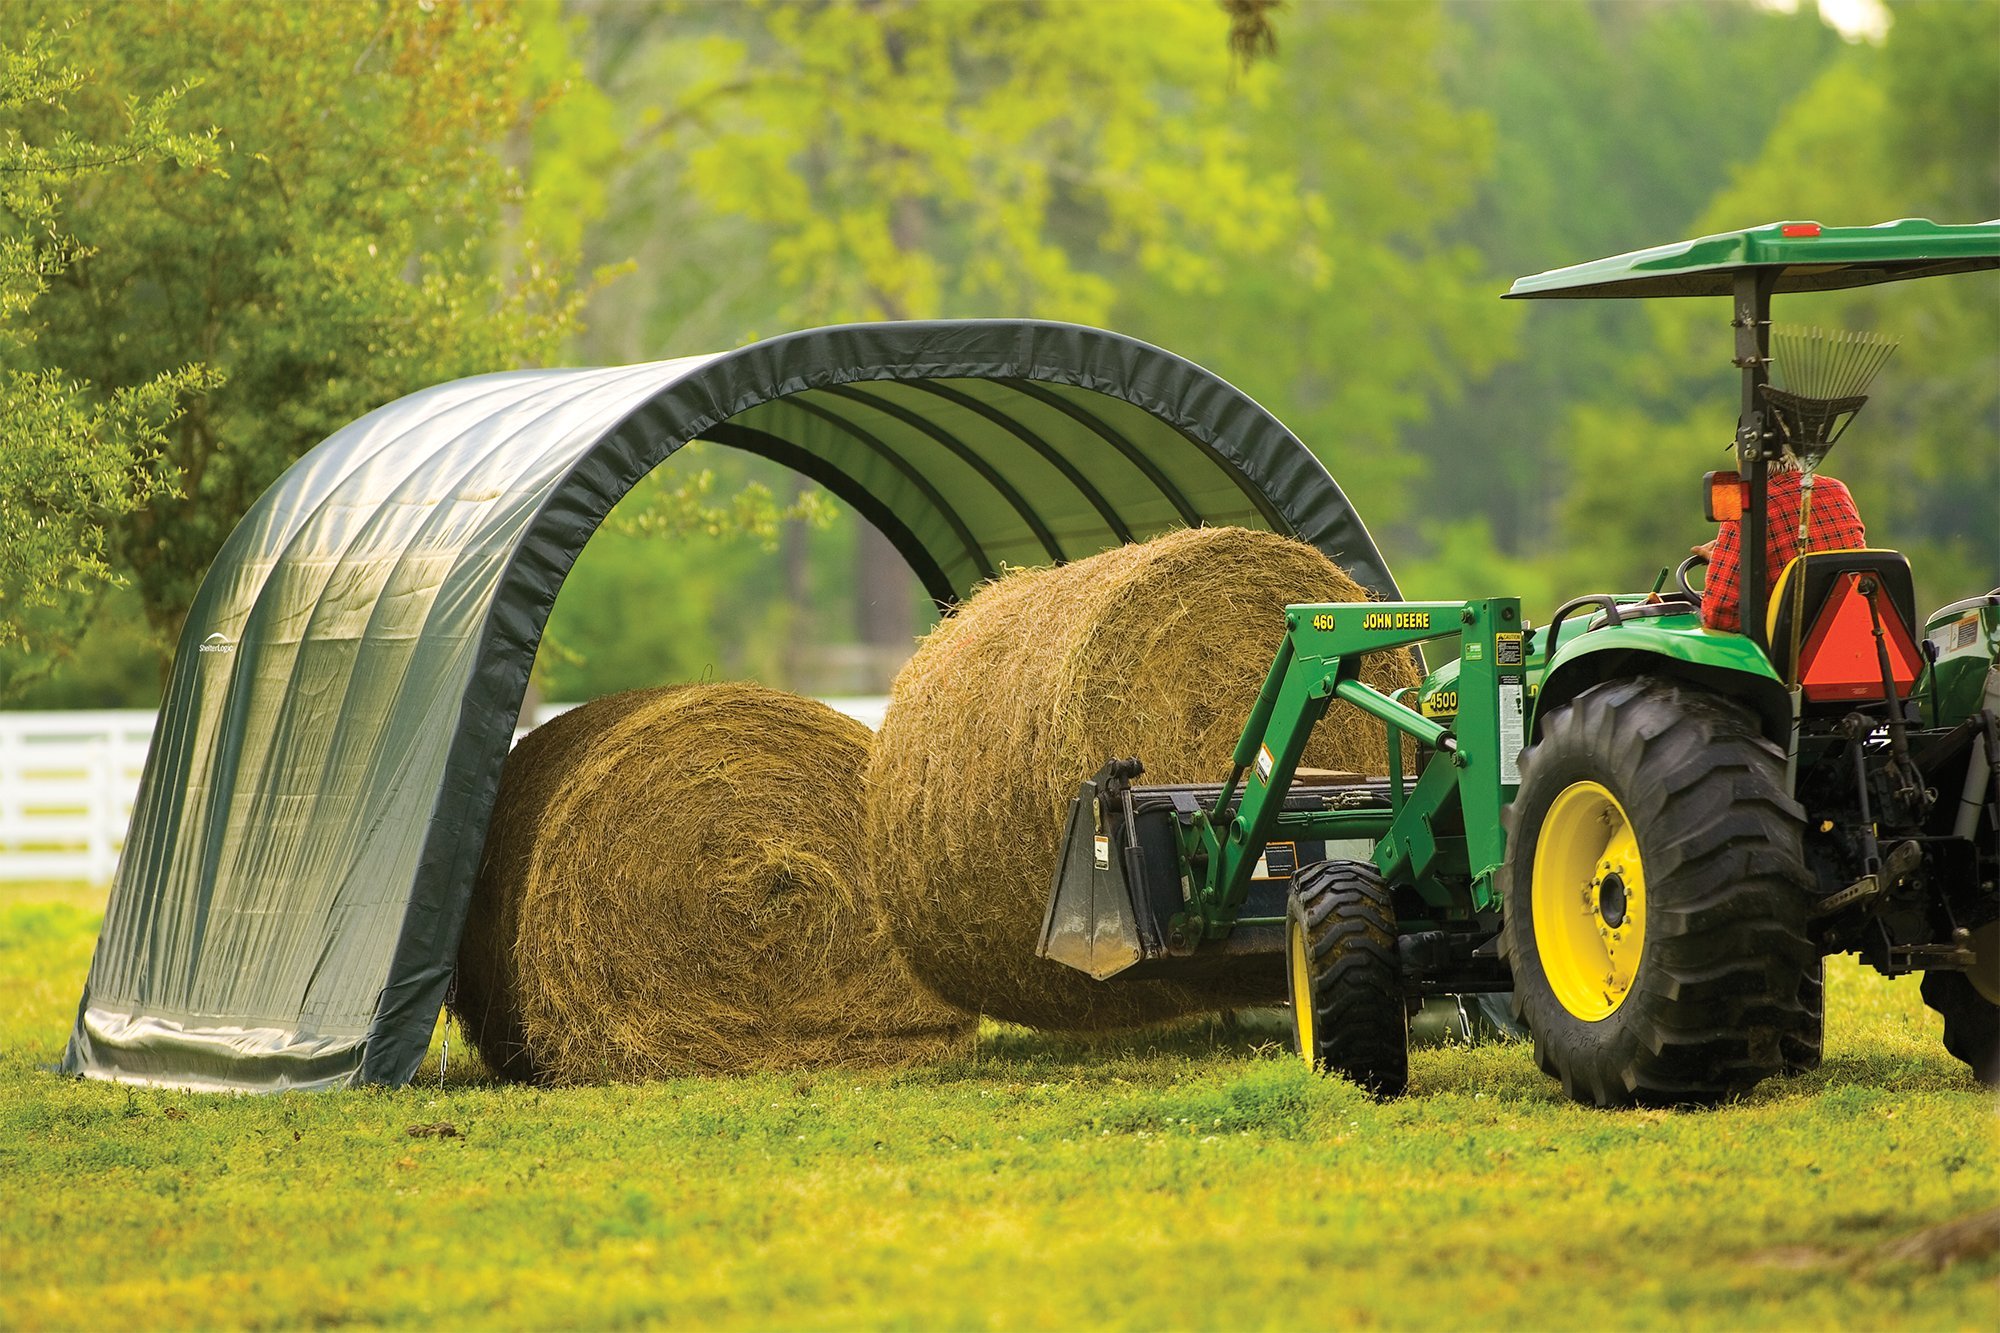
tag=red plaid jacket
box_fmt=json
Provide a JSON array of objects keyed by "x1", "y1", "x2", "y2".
[{"x1": 1702, "y1": 471, "x2": 1866, "y2": 633}]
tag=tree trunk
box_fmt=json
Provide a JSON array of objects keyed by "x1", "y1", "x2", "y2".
[{"x1": 856, "y1": 521, "x2": 914, "y2": 658}]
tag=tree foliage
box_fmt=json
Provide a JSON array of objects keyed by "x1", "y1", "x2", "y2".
[
  {"x1": 4, "y1": 0, "x2": 601, "y2": 645},
  {"x1": 10, "y1": 0, "x2": 1993, "y2": 709},
  {"x1": 585, "y1": 0, "x2": 1495, "y2": 409},
  {"x1": 0, "y1": 17, "x2": 215, "y2": 689},
  {"x1": 1399, "y1": 0, "x2": 1842, "y2": 558},
  {"x1": 630, "y1": 0, "x2": 1319, "y2": 328},
  {"x1": 1551, "y1": 1, "x2": 2000, "y2": 614},
  {"x1": 1117, "y1": 0, "x2": 1506, "y2": 525}
]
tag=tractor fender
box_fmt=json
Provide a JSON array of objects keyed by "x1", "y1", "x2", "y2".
[{"x1": 1531, "y1": 620, "x2": 1791, "y2": 747}]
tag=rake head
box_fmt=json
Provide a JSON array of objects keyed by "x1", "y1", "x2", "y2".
[{"x1": 1760, "y1": 325, "x2": 1900, "y2": 471}]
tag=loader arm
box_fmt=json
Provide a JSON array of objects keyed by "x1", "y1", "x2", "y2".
[
  {"x1": 1038, "y1": 597, "x2": 1530, "y2": 991},
  {"x1": 1183, "y1": 598, "x2": 1527, "y2": 939}
]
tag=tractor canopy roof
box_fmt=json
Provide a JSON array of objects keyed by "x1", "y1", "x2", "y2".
[{"x1": 1505, "y1": 218, "x2": 2000, "y2": 300}]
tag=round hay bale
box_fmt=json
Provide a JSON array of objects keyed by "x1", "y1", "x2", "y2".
[
  {"x1": 866, "y1": 525, "x2": 1422, "y2": 1031},
  {"x1": 452, "y1": 683, "x2": 972, "y2": 1083},
  {"x1": 454, "y1": 696, "x2": 624, "y2": 1081}
]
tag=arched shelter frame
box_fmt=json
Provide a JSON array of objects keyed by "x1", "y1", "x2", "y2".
[{"x1": 62, "y1": 320, "x2": 1400, "y2": 1091}]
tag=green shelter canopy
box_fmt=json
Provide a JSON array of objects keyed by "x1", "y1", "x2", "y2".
[{"x1": 62, "y1": 319, "x2": 1400, "y2": 1091}]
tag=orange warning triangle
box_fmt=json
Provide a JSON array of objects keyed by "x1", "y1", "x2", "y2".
[{"x1": 1798, "y1": 572, "x2": 1924, "y2": 703}]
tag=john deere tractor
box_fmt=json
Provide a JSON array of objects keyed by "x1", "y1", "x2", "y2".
[{"x1": 1039, "y1": 218, "x2": 1999, "y2": 1106}]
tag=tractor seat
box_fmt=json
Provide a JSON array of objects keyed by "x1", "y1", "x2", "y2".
[{"x1": 1765, "y1": 549, "x2": 1922, "y2": 707}]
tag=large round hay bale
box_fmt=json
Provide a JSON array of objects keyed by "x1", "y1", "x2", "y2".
[
  {"x1": 866, "y1": 526, "x2": 1422, "y2": 1031},
  {"x1": 454, "y1": 694, "x2": 628, "y2": 1082},
  {"x1": 452, "y1": 683, "x2": 971, "y2": 1082}
]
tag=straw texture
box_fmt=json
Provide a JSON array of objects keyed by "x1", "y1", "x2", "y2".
[
  {"x1": 453, "y1": 683, "x2": 971, "y2": 1082},
  {"x1": 866, "y1": 526, "x2": 1421, "y2": 1030}
]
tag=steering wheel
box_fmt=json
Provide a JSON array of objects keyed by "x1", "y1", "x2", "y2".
[{"x1": 1676, "y1": 552, "x2": 1709, "y2": 603}]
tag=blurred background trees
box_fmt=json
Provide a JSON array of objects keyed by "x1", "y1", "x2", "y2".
[
  {"x1": 3, "y1": 0, "x2": 1994, "y2": 707},
  {"x1": 0, "y1": 15, "x2": 216, "y2": 698},
  {"x1": 1, "y1": 0, "x2": 600, "y2": 697}
]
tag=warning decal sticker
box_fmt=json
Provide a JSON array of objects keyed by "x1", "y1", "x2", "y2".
[
  {"x1": 1499, "y1": 683, "x2": 1525, "y2": 786},
  {"x1": 1251, "y1": 842, "x2": 1299, "y2": 880}
]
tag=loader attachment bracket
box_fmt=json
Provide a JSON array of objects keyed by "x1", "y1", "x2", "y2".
[{"x1": 1038, "y1": 757, "x2": 1156, "y2": 979}]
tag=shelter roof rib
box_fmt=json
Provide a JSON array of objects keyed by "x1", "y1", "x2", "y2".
[
  {"x1": 999, "y1": 377, "x2": 1207, "y2": 528},
  {"x1": 700, "y1": 420, "x2": 958, "y2": 606},
  {"x1": 779, "y1": 393, "x2": 998, "y2": 583},
  {"x1": 816, "y1": 382, "x2": 1069, "y2": 564},
  {"x1": 898, "y1": 379, "x2": 1135, "y2": 544}
]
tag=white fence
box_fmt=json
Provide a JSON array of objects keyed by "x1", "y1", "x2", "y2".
[
  {"x1": 0, "y1": 711, "x2": 156, "y2": 883},
  {"x1": 0, "y1": 697, "x2": 889, "y2": 884}
]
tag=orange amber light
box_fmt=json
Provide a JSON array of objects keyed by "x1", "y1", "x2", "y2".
[{"x1": 1703, "y1": 470, "x2": 1745, "y2": 522}]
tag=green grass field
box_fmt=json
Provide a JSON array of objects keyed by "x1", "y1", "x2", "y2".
[{"x1": 2, "y1": 883, "x2": 1993, "y2": 1331}]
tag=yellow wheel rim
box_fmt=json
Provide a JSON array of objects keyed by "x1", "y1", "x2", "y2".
[
  {"x1": 1289, "y1": 914, "x2": 1317, "y2": 1066},
  {"x1": 1532, "y1": 780, "x2": 1648, "y2": 1021}
]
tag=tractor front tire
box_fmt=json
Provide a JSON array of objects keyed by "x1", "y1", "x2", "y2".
[
  {"x1": 1500, "y1": 677, "x2": 1816, "y2": 1108},
  {"x1": 1288, "y1": 860, "x2": 1408, "y2": 1097},
  {"x1": 1921, "y1": 921, "x2": 1999, "y2": 1085}
]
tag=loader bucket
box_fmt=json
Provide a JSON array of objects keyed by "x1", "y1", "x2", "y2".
[{"x1": 1038, "y1": 765, "x2": 1148, "y2": 980}]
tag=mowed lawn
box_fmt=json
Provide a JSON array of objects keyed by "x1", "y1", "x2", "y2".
[{"x1": 2, "y1": 884, "x2": 1994, "y2": 1331}]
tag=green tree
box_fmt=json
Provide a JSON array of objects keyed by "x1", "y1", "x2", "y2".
[
  {"x1": 5, "y1": 0, "x2": 603, "y2": 652},
  {"x1": 0, "y1": 18, "x2": 216, "y2": 696},
  {"x1": 1551, "y1": 1, "x2": 2000, "y2": 615},
  {"x1": 1400, "y1": 0, "x2": 1842, "y2": 578},
  {"x1": 1117, "y1": 0, "x2": 1507, "y2": 529},
  {"x1": 646, "y1": 0, "x2": 1318, "y2": 328},
  {"x1": 552, "y1": 0, "x2": 1501, "y2": 692}
]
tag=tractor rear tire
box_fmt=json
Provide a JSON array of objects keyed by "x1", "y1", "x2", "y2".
[
  {"x1": 1500, "y1": 676, "x2": 1816, "y2": 1108},
  {"x1": 1287, "y1": 860, "x2": 1408, "y2": 1097},
  {"x1": 1921, "y1": 921, "x2": 1999, "y2": 1086},
  {"x1": 1784, "y1": 961, "x2": 1825, "y2": 1075}
]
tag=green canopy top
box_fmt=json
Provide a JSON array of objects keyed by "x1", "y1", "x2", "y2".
[{"x1": 1506, "y1": 218, "x2": 2000, "y2": 299}]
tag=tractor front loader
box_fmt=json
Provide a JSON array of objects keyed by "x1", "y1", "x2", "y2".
[
  {"x1": 1041, "y1": 599, "x2": 1526, "y2": 1096},
  {"x1": 1039, "y1": 218, "x2": 2000, "y2": 1107}
]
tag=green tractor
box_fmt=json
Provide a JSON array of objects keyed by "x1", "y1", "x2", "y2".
[{"x1": 1038, "y1": 218, "x2": 1999, "y2": 1107}]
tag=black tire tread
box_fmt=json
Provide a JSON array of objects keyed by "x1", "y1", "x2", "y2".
[
  {"x1": 1499, "y1": 676, "x2": 1816, "y2": 1108},
  {"x1": 1920, "y1": 970, "x2": 2000, "y2": 1086},
  {"x1": 1783, "y1": 961, "x2": 1825, "y2": 1075},
  {"x1": 1290, "y1": 860, "x2": 1408, "y2": 1097}
]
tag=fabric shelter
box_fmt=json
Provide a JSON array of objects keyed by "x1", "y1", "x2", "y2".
[{"x1": 62, "y1": 319, "x2": 1400, "y2": 1090}]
